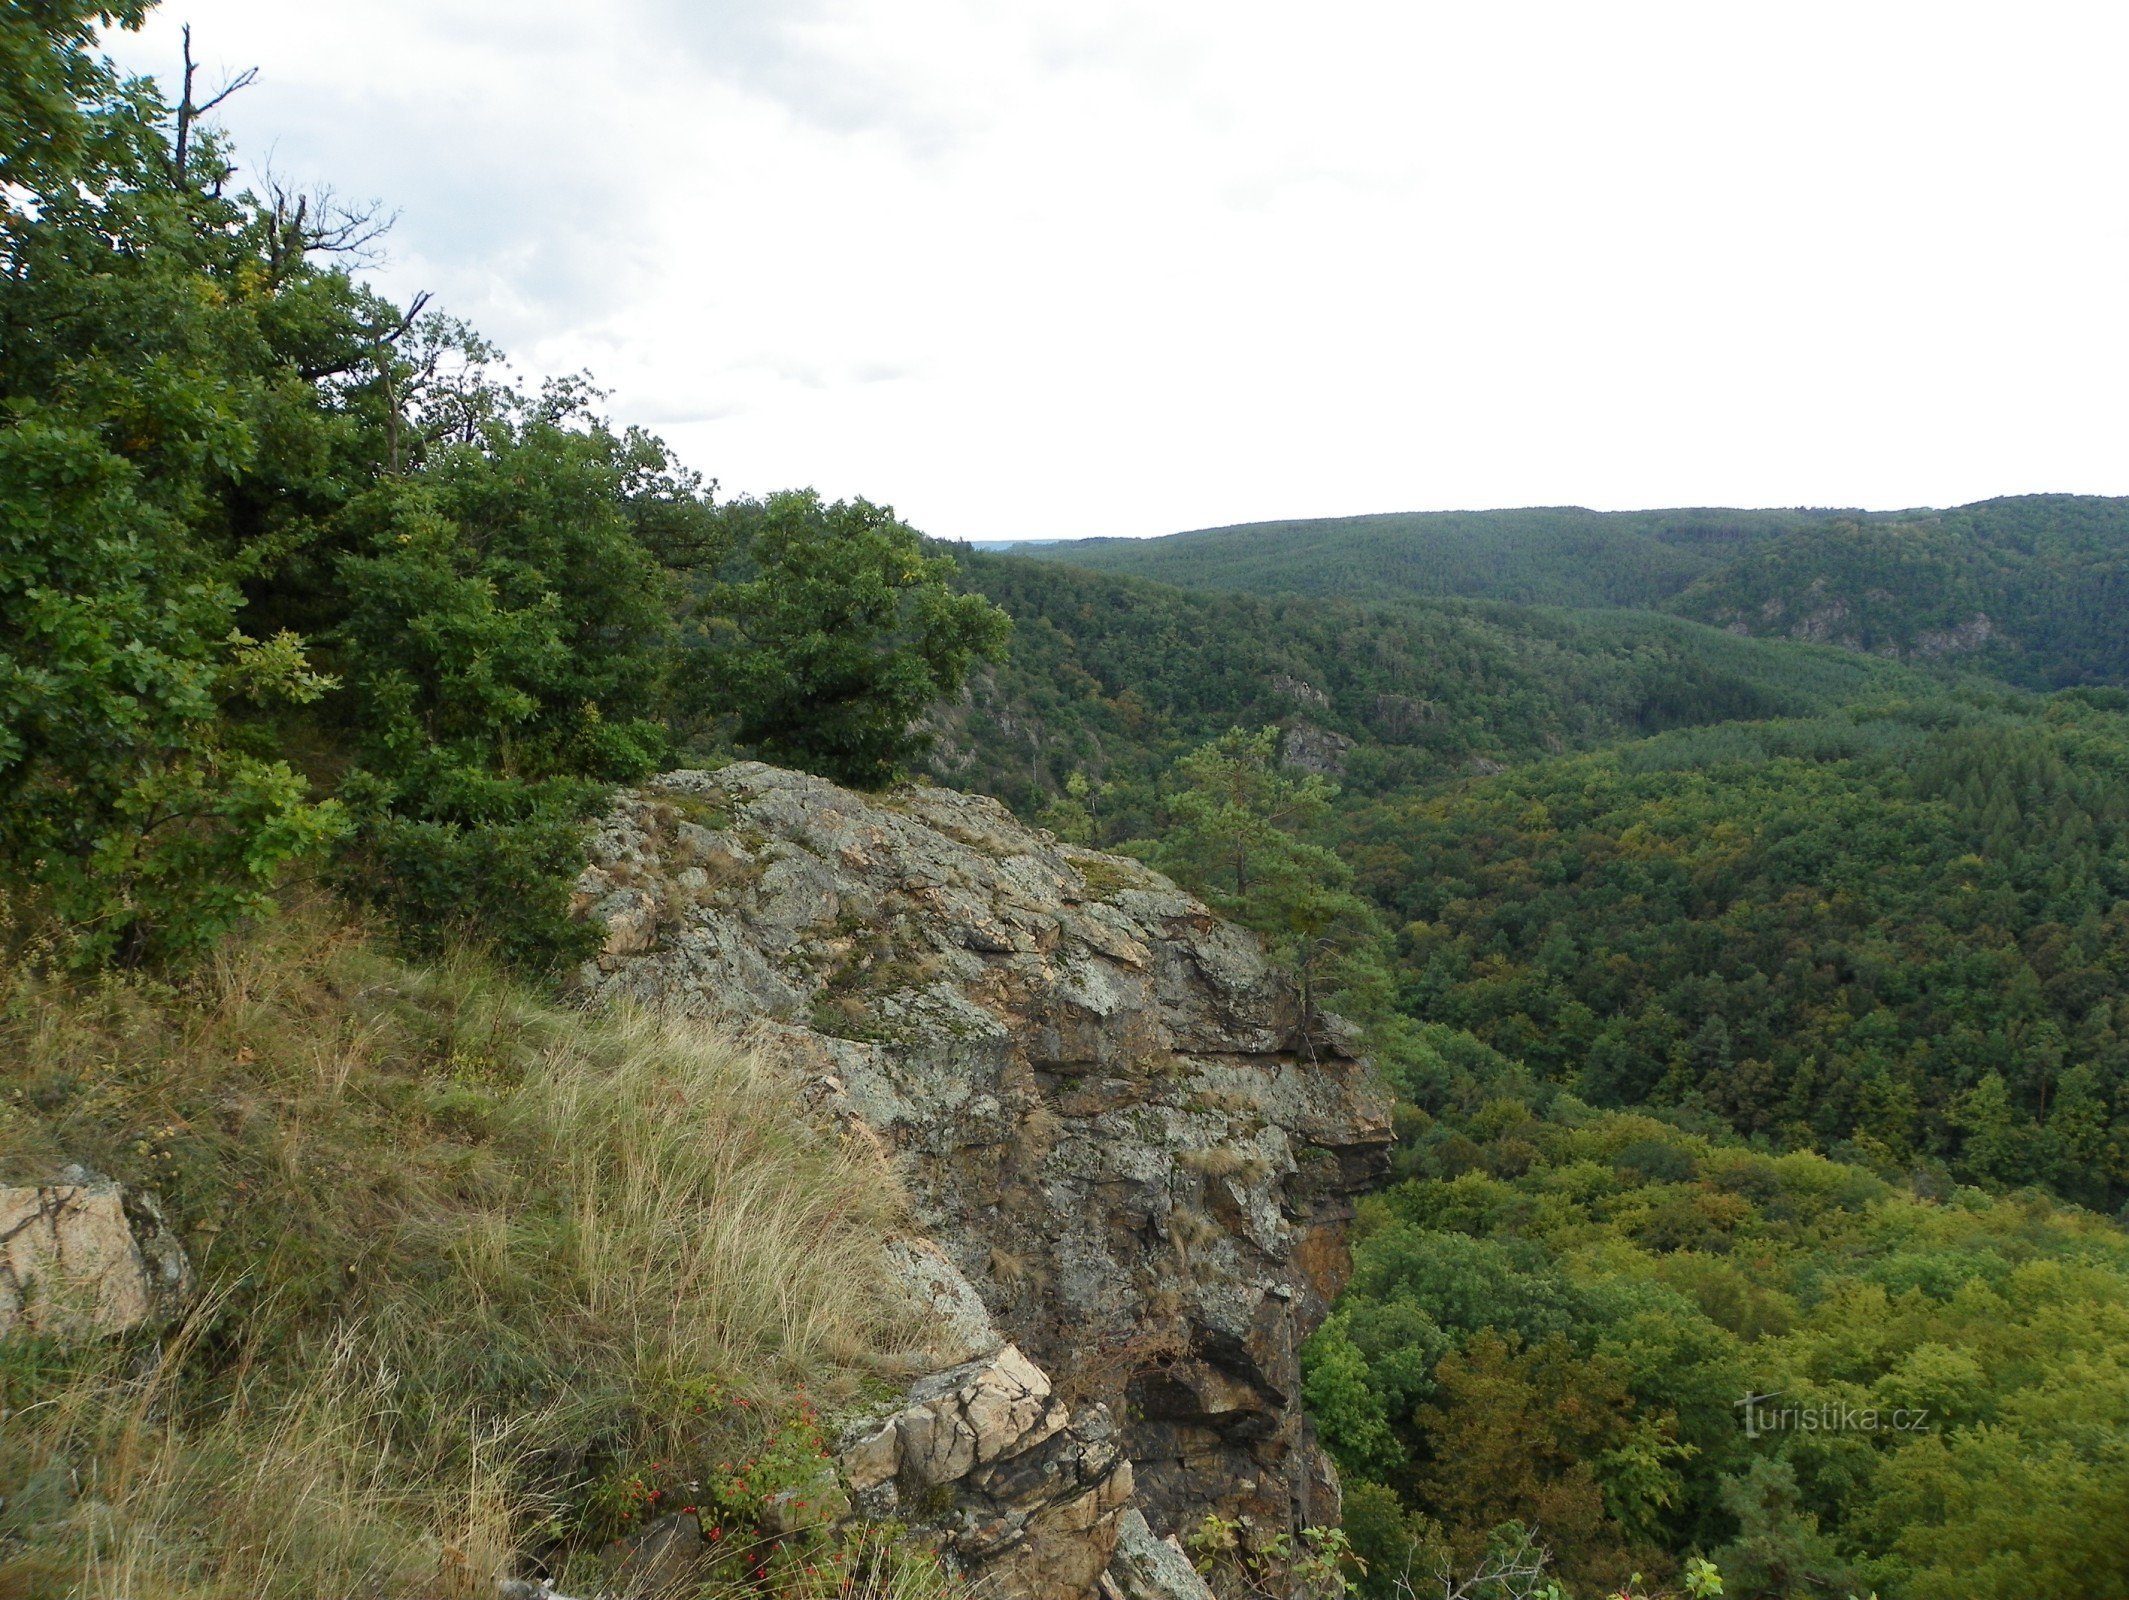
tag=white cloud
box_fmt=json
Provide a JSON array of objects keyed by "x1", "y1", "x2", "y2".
[{"x1": 105, "y1": 0, "x2": 2129, "y2": 539}]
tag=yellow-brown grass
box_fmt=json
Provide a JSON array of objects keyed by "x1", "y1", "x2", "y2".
[{"x1": 0, "y1": 901, "x2": 924, "y2": 1598}]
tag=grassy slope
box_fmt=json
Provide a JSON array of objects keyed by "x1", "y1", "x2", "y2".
[{"x1": 0, "y1": 905, "x2": 920, "y2": 1599}]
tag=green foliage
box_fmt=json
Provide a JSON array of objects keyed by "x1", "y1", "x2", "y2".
[
  {"x1": 696, "y1": 492, "x2": 1009, "y2": 789},
  {"x1": 0, "y1": 410, "x2": 346, "y2": 963},
  {"x1": 324, "y1": 418, "x2": 681, "y2": 962},
  {"x1": 939, "y1": 551, "x2": 1934, "y2": 834},
  {"x1": 0, "y1": 6, "x2": 346, "y2": 962},
  {"x1": 1125, "y1": 728, "x2": 1388, "y2": 1019},
  {"x1": 1349, "y1": 694, "x2": 2129, "y2": 1204},
  {"x1": 1669, "y1": 496, "x2": 2129, "y2": 690},
  {"x1": 1016, "y1": 507, "x2": 1838, "y2": 608},
  {"x1": 1, "y1": 17, "x2": 993, "y2": 969},
  {"x1": 1185, "y1": 1513, "x2": 1362, "y2": 1600},
  {"x1": 1313, "y1": 1046, "x2": 2129, "y2": 1599}
]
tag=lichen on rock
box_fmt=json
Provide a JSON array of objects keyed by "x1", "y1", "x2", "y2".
[{"x1": 575, "y1": 763, "x2": 1392, "y2": 1598}]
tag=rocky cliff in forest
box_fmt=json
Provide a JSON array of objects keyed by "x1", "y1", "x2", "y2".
[{"x1": 571, "y1": 763, "x2": 1394, "y2": 1600}]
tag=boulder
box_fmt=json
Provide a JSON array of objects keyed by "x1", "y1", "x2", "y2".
[{"x1": 0, "y1": 1175, "x2": 192, "y2": 1342}]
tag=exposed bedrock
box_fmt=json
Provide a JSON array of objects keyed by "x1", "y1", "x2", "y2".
[{"x1": 575, "y1": 764, "x2": 1392, "y2": 1598}]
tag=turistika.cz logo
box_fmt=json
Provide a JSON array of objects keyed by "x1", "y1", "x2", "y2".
[{"x1": 1735, "y1": 1391, "x2": 1932, "y2": 1440}]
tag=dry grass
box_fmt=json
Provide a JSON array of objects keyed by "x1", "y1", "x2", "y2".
[{"x1": 0, "y1": 902, "x2": 925, "y2": 1599}]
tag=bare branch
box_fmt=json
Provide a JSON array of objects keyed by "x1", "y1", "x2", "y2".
[
  {"x1": 171, "y1": 25, "x2": 258, "y2": 190},
  {"x1": 376, "y1": 290, "x2": 434, "y2": 350},
  {"x1": 1379, "y1": 1525, "x2": 1557, "y2": 1600},
  {"x1": 261, "y1": 174, "x2": 397, "y2": 279},
  {"x1": 190, "y1": 68, "x2": 259, "y2": 120}
]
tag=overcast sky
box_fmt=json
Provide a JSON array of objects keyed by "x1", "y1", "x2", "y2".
[{"x1": 103, "y1": 2, "x2": 2129, "y2": 542}]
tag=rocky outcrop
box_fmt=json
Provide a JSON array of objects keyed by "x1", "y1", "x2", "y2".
[
  {"x1": 0, "y1": 1172, "x2": 192, "y2": 1341},
  {"x1": 1914, "y1": 612, "x2": 1995, "y2": 658},
  {"x1": 573, "y1": 764, "x2": 1392, "y2": 1598},
  {"x1": 841, "y1": 1339, "x2": 1137, "y2": 1599},
  {"x1": 1279, "y1": 723, "x2": 1353, "y2": 777}
]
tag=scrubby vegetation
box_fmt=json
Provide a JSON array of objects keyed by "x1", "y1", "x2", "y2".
[
  {"x1": 0, "y1": 904, "x2": 930, "y2": 1597},
  {"x1": 1, "y1": 11, "x2": 994, "y2": 1596}
]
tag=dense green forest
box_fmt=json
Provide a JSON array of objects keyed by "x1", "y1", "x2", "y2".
[
  {"x1": 963, "y1": 500, "x2": 2129, "y2": 1594},
  {"x1": 1669, "y1": 495, "x2": 2129, "y2": 688},
  {"x1": 1008, "y1": 495, "x2": 2129, "y2": 694},
  {"x1": 932, "y1": 552, "x2": 1940, "y2": 834},
  {"x1": 1030, "y1": 682, "x2": 2129, "y2": 1593},
  {"x1": 1310, "y1": 1053, "x2": 2129, "y2": 1600},
  {"x1": 1015, "y1": 507, "x2": 1854, "y2": 608},
  {"x1": 1340, "y1": 694, "x2": 2129, "y2": 1206}
]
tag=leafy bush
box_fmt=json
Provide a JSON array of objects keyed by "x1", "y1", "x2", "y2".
[{"x1": 694, "y1": 491, "x2": 1010, "y2": 790}]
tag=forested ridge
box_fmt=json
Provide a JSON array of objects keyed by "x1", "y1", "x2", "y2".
[
  {"x1": 1014, "y1": 507, "x2": 1863, "y2": 608},
  {"x1": 932, "y1": 552, "x2": 1941, "y2": 832},
  {"x1": 10, "y1": 5, "x2": 2129, "y2": 1598},
  {"x1": 1669, "y1": 495, "x2": 2129, "y2": 689},
  {"x1": 1007, "y1": 495, "x2": 2129, "y2": 695}
]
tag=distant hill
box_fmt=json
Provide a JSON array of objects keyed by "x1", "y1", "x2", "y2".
[
  {"x1": 1667, "y1": 494, "x2": 2129, "y2": 689},
  {"x1": 931, "y1": 550, "x2": 1946, "y2": 835},
  {"x1": 1006, "y1": 494, "x2": 2129, "y2": 689},
  {"x1": 1013, "y1": 506, "x2": 1867, "y2": 607}
]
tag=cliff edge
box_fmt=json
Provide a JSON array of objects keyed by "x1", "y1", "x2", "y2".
[{"x1": 573, "y1": 764, "x2": 1392, "y2": 1599}]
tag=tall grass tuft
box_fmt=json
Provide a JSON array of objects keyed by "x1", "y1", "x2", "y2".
[{"x1": 0, "y1": 901, "x2": 926, "y2": 1598}]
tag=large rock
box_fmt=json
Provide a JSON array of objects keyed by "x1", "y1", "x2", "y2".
[
  {"x1": 0, "y1": 1175, "x2": 192, "y2": 1342},
  {"x1": 839, "y1": 1337, "x2": 1136, "y2": 1600},
  {"x1": 1103, "y1": 1510, "x2": 1218, "y2": 1600},
  {"x1": 574, "y1": 764, "x2": 1393, "y2": 1596}
]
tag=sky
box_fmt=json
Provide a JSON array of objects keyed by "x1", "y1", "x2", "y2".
[{"x1": 102, "y1": 1, "x2": 2129, "y2": 542}]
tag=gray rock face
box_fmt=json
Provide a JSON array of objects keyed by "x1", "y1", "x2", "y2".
[
  {"x1": 840, "y1": 1338, "x2": 1138, "y2": 1600},
  {"x1": 1104, "y1": 1510, "x2": 1219, "y2": 1600},
  {"x1": 1279, "y1": 723, "x2": 1354, "y2": 777},
  {"x1": 574, "y1": 764, "x2": 1392, "y2": 1597}
]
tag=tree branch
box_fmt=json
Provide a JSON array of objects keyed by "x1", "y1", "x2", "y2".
[
  {"x1": 171, "y1": 25, "x2": 258, "y2": 190},
  {"x1": 295, "y1": 292, "x2": 432, "y2": 382}
]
